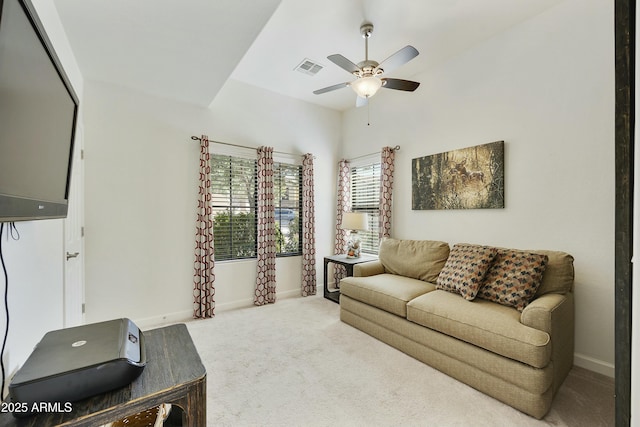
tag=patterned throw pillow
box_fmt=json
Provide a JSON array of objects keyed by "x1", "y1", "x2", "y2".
[
  {"x1": 478, "y1": 249, "x2": 549, "y2": 311},
  {"x1": 436, "y1": 244, "x2": 498, "y2": 300}
]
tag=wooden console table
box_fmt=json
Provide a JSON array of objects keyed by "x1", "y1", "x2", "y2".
[
  {"x1": 324, "y1": 254, "x2": 378, "y2": 303},
  {"x1": 0, "y1": 323, "x2": 206, "y2": 427}
]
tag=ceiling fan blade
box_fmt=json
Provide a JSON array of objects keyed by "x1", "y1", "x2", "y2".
[
  {"x1": 356, "y1": 96, "x2": 368, "y2": 108},
  {"x1": 327, "y1": 54, "x2": 361, "y2": 74},
  {"x1": 381, "y1": 78, "x2": 420, "y2": 92},
  {"x1": 313, "y1": 82, "x2": 350, "y2": 95},
  {"x1": 377, "y1": 45, "x2": 419, "y2": 74}
]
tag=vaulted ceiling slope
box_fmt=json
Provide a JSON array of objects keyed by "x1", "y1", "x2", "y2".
[
  {"x1": 53, "y1": 0, "x2": 282, "y2": 107},
  {"x1": 54, "y1": 0, "x2": 565, "y2": 111}
]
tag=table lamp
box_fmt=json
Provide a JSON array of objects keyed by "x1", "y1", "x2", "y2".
[{"x1": 341, "y1": 212, "x2": 370, "y2": 258}]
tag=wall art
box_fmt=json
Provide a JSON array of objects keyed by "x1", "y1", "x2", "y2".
[{"x1": 412, "y1": 140, "x2": 504, "y2": 210}]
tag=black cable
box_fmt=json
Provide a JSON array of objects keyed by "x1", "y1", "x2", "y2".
[
  {"x1": 8, "y1": 223, "x2": 18, "y2": 241},
  {"x1": 0, "y1": 222, "x2": 8, "y2": 398}
]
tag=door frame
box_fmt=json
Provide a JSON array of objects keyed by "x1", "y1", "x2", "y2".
[{"x1": 615, "y1": 0, "x2": 634, "y2": 425}]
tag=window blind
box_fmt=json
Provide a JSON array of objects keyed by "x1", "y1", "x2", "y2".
[
  {"x1": 210, "y1": 154, "x2": 257, "y2": 261},
  {"x1": 350, "y1": 162, "x2": 381, "y2": 254},
  {"x1": 274, "y1": 163, "x2": 302, "y2": 256},
  {"x1": 210, "y1": 152, "x2": 303, "y2": 261}
]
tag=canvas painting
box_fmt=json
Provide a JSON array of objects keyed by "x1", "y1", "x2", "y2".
[{"x1": 412, "y1": 141, "x2": 504, "y2": 210}]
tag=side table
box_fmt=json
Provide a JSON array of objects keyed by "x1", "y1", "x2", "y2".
[{"x1": 324, "y1": 254, "x2": 378, "y2": 303}]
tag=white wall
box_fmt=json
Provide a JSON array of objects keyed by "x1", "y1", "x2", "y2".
[
  {"x1": 342, "y1": 0, "x2": 614, "y2": 376},
  {"x1": 2, "y1": 221, "x2": 65, "y2": 385},
  {"x1": 83, "y1": 79, "x2": 340, "y2": 328},
  {"x1": 1, "y1": 0, "x2": 84, "y2": 391}
]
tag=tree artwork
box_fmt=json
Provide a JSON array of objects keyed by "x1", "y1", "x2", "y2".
[{"x1": 412, "y1": 141, "x2": 504, "y2": 210}]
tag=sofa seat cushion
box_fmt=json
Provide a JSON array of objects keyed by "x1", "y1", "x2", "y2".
[
  {"x1": 339, "y1": 274, "x2": 435, "y2": 317},
  {"x1": 407, "y1": 290, "x2": 551, "y2": 368}
]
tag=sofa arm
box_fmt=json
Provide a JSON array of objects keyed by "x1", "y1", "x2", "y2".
[
  {"x1": 520, "y1": 292, "x2": 574, "y2": 393},
  {"x1": 354, "y1": 260, "x2": 385, "y2": 277},
  {"x1": 520, "y1": 293, "x2": 570, "y2": 333}
]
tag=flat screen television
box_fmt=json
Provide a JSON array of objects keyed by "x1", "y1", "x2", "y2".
[{"x1": 0, "y1": 0, "x2": 79, "y2": 222}]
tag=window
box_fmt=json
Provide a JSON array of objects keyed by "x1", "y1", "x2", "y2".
[
  {"x1": 350, "y1": 160, "x2": 381, "y2": 254},
  {"x1": 274, "y1": 163, "x2": 302, "y2": 256},
  {"x1": 210, "y1": 152, "x2": 302, "y2": 261},
  {"x1": 211, "y1": 154, "x2": 257, "y2": 261}
]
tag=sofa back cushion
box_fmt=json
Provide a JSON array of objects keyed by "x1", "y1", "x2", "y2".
[
  {"x1": 489, "y1": 248, "x2": 575, "y2": 297},
  {"x1": 530, "y1": 250, "x2": 575, "y2": 296},
  {"x1": 379, "y1": 238, "x2": 450, "y2": 282}
]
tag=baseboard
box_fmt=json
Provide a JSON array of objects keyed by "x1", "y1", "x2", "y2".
[
  {"x1": 133, "y1": 289, "x2": 304, "y2": 330},
  {"x1": 574, "y1": 352, "x2": 615, "y2": 378},
  {"x1": 215, "y1": 288, "x2": 302, "y2": 313},
  {"x1": 134, "y1": 310, "x2": 193, "y2": 331}
]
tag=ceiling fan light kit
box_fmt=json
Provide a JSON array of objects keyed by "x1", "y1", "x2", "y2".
[
  {"x1": 351, "y1": 76, "x2": 382, "y2": 98},
  {"x1": 313, "y1": 22, "x2": 421, "y2": 106}
]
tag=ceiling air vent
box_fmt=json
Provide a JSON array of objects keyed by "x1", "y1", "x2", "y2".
[{"x1": 294, "y1": 58, "x2": 323, "y2": 76}]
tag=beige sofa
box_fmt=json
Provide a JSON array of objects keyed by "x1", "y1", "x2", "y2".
[{"x1": 339, "y1": 238, "x2": 575, "y2": 419}]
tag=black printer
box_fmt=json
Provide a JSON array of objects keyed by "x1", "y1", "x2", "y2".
[{"x1": 9, "y1": 318, "x2": 146, "y2": 416}]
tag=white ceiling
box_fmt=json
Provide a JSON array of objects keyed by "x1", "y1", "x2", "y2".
[
  {"x1": 53, "y1": 0, "x2": 281, "y2": 107},
  {"x1": 53, "y1": 0, "x2": 565, "y2": 112}
]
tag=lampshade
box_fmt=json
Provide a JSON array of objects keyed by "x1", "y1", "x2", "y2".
[
  {"x1": 350, "y1": 76, "x2": 382, "y2": 98},
  {"x1": 341, "y1": 212, "x2": 369, "y2": 231}
]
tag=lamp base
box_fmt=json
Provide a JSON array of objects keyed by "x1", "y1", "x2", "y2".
[{"x1": 345, "y1": 239, "x2": 361, "y2": 259}]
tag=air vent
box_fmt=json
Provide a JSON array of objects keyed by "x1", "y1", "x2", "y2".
[{"x1": 294, "y1": 58, "x2": 323, "y2": 76}]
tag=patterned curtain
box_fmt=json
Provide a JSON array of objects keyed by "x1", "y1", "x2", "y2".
[
  {"x1": 334, "y1": 159, "x2": 351, "y2": 286},
  {"x1": 379, "y1": 147, "x2": 396, "y2": 239},
  {"x1": 301, "y1": 154, "x2": 316, "y2": 296},
  {"x1": 254, "y1": 146, "x2": 277, "y2": 306},
  {"x1": 193, "y1": 135, "x2": 215, "y2": 319}
]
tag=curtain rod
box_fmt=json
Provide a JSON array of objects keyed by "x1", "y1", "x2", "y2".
[
  {"x1": 190, "y1": 136, "x2": 311, "y2": 158},
  {"x1": 347, "y1": 145, "x2": 400, "y2": 162}
]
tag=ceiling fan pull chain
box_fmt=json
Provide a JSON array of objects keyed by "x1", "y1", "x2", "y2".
[{"x1": 367, "y1": 100, "x2": 371, "y2": 126}]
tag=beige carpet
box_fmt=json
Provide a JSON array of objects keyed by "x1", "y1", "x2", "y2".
[{"x1": 185, "y1": 294, "x2": 614, "y2": 427}]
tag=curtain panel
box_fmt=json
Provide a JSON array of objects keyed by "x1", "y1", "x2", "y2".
[
  {"x1": 193, "y1": 134, "x2": 215, "y2": 319},
  {"x1": 255, "y1": 146, "x2": 277, "y2": 306},
  {"x1": 379, "y1": 146, "x2": 396, "y2": 239},
  {"x1": 333, "y1": 159, "x2": 351, "y2": 286},
  {"x1": 301, "y1": 153, "x2": 316, "y2": 296}
]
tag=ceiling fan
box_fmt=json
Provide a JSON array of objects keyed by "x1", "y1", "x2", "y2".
[{"x1": 313, "y1": 22, "x2": 420, "y2": 107}]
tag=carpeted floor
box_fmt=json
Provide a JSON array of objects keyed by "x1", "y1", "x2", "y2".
[{"x1": 185, "y1": 294, "x2": 615, "y2": 427}]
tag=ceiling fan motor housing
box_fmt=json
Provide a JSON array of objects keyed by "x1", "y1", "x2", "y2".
[{"x1": 355, "y1": 60, "x2": 383, "y2": 78}]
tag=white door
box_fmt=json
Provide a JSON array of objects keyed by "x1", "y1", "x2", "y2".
[{"x1": 64, "y1": 126, "x2": 85, "y2": 327}]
